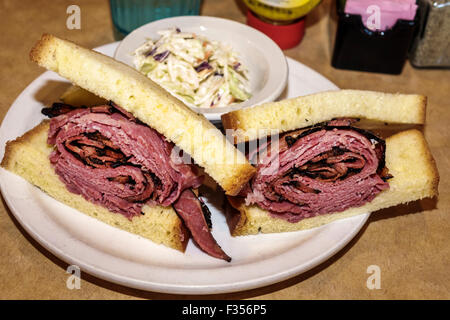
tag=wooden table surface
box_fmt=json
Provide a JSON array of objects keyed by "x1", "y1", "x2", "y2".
[{"x1": 0, "y1": 0, "x2": 448, "y2": 299}]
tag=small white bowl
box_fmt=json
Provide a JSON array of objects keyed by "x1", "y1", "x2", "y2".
[{"x1": 114, "y1": 16, "x2": 288, "y2": 121}]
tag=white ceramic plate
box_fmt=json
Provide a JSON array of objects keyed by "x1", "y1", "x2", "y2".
[
  {"x1": 114, "y1": 16, "x2": 288, "y2": 121},
  {"x1": 0, "y1": 42, "x2": 369, "y2": 295}
]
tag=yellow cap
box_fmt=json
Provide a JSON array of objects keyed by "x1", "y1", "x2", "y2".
[{"x1": 243, "y1": 0, "x2": 322, "y2": 22}]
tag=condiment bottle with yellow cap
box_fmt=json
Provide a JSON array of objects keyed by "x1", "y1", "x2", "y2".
[{"x1": 243, "y1": 0, "x2": 321, "y2": 49}]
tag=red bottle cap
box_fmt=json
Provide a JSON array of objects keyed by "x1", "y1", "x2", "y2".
[{"x1": 246, "y1": 10, "x2": 306, "y2": 50}]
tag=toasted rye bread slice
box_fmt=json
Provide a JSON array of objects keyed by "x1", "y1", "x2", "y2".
[
  {"x1": 29, "y1": 34, "x2": 255, "y2": 195},
  {"x1": 1, "y1": 121, "x2": 189, "y2": 251},
  {"x1": 221, "y1": 90, "x2": 427, "y2": 143},
  {"x1": 226, "y1": 129, "x2": 439, "y2": 236}
]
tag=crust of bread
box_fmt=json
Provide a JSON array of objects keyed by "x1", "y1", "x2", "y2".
[
  {"x1": 226, "y1": 129, "x2": 439, "y2": 236},
  {"x1": 29, "y1": 34, "x2": 255, "y2": 195},
  {"x1": 221, "y1": 90, "x2": 427, "y2": 143},
  {"x1": 1, "y1": 121, "x2": 189, "y2": 252}
]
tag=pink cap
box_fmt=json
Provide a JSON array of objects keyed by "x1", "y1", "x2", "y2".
[{"x1": 246, "y1": 10, "x2": 306, "y2": 50}]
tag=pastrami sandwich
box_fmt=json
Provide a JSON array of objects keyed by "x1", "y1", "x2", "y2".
[
  {"x1": 1, "y1": 34, "x2": 256, "y2": 261},
  {"x1": 221, "y1": 90, "x2": 439, "y2": 235}
]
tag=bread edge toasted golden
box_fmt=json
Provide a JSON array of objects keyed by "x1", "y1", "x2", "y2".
[{"x1": 222, "y1": 90, "x2": 427, "y2": 143}]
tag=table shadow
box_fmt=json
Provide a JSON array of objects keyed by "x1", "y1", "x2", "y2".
[{"x1": 33, "y1": 79, "x2": 72, "y2": 107}]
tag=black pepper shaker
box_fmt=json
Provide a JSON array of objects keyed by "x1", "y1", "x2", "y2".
[{"x1": 410, "y1": 0, "x2": 450, "y2": 68}]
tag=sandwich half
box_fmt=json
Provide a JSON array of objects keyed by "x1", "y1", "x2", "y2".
[
  {"x1": 221, "y1": 90, "x2": 439, "y2": 236},
  {"x1": 2, "y1": 120, "x2": 189, "y2": 251},
  {"x1": 1, "y1": 34, "x2": 256, "y2": 261}
]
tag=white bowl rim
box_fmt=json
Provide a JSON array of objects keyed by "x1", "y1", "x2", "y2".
[{"x1": 114, "y1": 15, "x2": 288, "y2": 115}]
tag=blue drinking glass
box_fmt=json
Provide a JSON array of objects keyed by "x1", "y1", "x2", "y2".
[{"x1": 110, "y1": 0, "x2": 202, "y2": 39}]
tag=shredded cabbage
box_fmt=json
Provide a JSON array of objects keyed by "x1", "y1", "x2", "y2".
[{"x1": 133, "y1": 28, "x2": 251, "y2": 108}]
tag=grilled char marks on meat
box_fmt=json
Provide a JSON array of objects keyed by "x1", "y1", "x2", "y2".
[
  {"x1": 64, "y1": 131, "x2": 129, "y2": 168},
  {"x1": 281, "y1": 120, "x2": 388, "y2": 173},
  {"x1": 44, "y1": 102, "x2": 232, "y2": 261},
  {"x1": 47, "y1": 104, "x2": 203, "y2": 219},
  {"x1": 245, "y1": 119, "x2": 392, "y2": 222},
  {"x1": 290, "y1": 147, "x2": 366, "y2": 182}
]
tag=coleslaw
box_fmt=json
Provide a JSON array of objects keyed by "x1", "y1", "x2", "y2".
[{"x1": 133, "y1": 28, "x2": 252, "y2": 109}]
